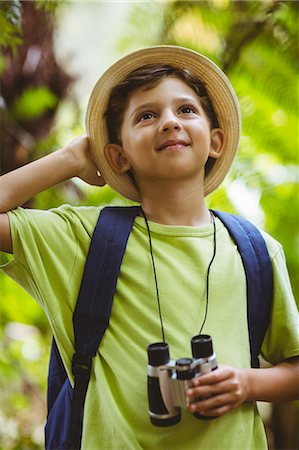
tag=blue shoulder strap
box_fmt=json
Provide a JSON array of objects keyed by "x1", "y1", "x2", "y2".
[
  {"x1": 212, "y1": 210, "x2": 273, "y2": 368},
  {"x1": 68, "y1": 205, "x2": 140, "y2": 449},
  {"x1": 73, "y1": 205, "x2": 140, "y2": 355}
]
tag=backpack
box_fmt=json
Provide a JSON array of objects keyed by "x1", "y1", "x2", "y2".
[{"x1": 45, "y1": 206, "x2": 273, "y2": 450}]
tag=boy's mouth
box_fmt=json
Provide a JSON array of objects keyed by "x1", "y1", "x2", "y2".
[{"x1": 157, "y1": 139, "x2": 190, "y2": 151}]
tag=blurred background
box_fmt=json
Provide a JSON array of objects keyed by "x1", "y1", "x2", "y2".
[{"x1": 0, "y1": 0, "x2": 298, "y2": 448}]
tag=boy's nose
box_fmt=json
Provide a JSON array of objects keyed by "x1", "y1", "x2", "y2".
[{"x1": 158, "y1": 112, "x2": 182, "y2": 133}]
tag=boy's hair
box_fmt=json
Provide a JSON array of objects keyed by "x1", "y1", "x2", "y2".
[{"x1": 105, "y1": 64, "x2": 219, "y2": 145}]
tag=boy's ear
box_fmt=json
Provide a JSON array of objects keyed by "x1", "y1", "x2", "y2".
[
  {"x1": 209, "y1": 129, "x2": 225, "y2": 160},
  {"x1": 104, "y1": 143, "x2": 131, "y2": 174}
]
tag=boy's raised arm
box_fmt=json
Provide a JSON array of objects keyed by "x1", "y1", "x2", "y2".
[{"x1": 0, "y1": 135, "x2": 105, "y2": 253}]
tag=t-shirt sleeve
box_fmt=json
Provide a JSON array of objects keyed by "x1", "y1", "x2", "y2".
[
  {"x1": 261, "y1": 237, "x2": 299, "y2": 365},
  {"x1": 0, "y1": 205, "x2": 99, "y2": 320}
]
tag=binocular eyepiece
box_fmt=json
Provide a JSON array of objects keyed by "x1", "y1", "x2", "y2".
[{"x1": 147, "y1": 334, "x2": 217, "y2": 426}]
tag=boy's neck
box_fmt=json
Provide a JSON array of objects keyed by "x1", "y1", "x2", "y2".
[{"x1": 139, "y1": 182, "x2": 210, "y2": 227}]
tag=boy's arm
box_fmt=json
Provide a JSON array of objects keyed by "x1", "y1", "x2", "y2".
[
  {"x1": 186, "y1": 357, "x2": 299, "y2": 417},
  {"x1": 0, "y1": 135, "x2": 105, "y2": 253}
]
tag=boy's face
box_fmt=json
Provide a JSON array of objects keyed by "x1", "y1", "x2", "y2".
[{"x1": 105, "y1": 76, "x2": 224, "y2": 196}]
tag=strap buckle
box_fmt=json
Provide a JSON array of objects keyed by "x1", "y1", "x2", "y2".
[{"x1": 72, "y1": 352, "x2": 92, "y2": 380}]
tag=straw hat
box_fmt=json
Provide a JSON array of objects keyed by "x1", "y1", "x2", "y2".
[{"x1": 86, "y1": 45, "x2": 241, "y2": 202}]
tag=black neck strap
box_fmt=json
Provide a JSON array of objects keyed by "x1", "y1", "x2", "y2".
[{"x1": 140, "y1": 207, "x2": 217, "y2": 342}]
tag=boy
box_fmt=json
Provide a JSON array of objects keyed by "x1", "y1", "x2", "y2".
[{"x1": 0, "y1": 45, "x2": 298, "y2": 449}]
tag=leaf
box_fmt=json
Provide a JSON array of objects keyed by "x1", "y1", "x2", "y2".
[{"x1": 12, "y1": 86, "x2": 58, "y2": 121}]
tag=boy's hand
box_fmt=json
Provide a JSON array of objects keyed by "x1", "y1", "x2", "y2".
[
  {"x1": 65, "y1": 135, "x2": 106, "y2": 186},
  {"x1": 186, "y1": 365, "x2": 249, "y2": 417},
  {"x1": 0, "y1": 134, "x2": 106, "y2": 216}
]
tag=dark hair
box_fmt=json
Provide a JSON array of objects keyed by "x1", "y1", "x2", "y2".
[{"x1": 104, "y1": 64, "x2": 219, "y2": 144}]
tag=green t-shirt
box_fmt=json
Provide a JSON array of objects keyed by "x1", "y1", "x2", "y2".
[{"x1": 1, "y1": 205, "x2": 298, "y2": 450}]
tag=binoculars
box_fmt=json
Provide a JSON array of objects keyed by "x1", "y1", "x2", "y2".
[{"x1": 147, "y1": 334, "x2": 217, "y2": 426}]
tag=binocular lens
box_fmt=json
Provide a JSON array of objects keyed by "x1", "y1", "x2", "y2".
[
  {"x1": 147, "y1": 342, "x2": 170, "y2": 366},
  {"x1": 176, "y1": 358, "x2": 195, "y2": 380},
  {"x1": 191, "y1": 334, "x2": 213, "y2": 359},
  {"x1": 147, "y1": 342, "x2": 181, "y2": 426},
  {"x1": 191, "y1": 335, "x2": 217, "y2": 421}
]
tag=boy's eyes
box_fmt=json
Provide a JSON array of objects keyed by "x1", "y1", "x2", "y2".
[
  {"x1": 137, "y1": 105, "x2": 199, "y2": 123},
  {"x1": 138, "y1": 112, "x2": 154, "y2": 122},
  {"x1": 179, "y1": 105, "x2": 198, "y2": 114}
]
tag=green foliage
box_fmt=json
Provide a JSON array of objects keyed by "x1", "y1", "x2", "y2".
[
  {"x1": 261, "y1": 182, "x2": 299, "y2": 300},
  {"x1": 13, "y1": 86, "x2": 58, "y2": 121},
  {"x1": 0, "y1": 277, "x2": 50, "y2": 450},
  {"x1": 0, "y1": 0, "x2": 62, "y2": 54},
  {"x1": 35, "y1": 0, "x2": 61, "y2": 13},
  {"x1": 0, "y1": 0, "x2": 22, "y2": 53}
]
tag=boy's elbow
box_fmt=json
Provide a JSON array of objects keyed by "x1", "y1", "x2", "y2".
[{"x1": 0, "y1": 190, "x2": 14, "y2": 214}]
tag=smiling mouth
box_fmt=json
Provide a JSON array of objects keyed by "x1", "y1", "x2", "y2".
[{"x1": 157, "y1": 140, "x2": 189, "y2": 151}]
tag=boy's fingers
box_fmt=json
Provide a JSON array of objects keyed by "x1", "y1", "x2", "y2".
[
  {"x1": 92, "y1": 176, "x2": 106, "y2": 187},
  {"x1": 190, "y1": 399, "x2": 232, "y2": 417},
  {"x1": 80, "y1": 169, "x2": 106, "y2": 187},
  {"x1": 186, "y1": 383, "x2": 225, "y2": 400},
  {"x1": 191, "y1": 366, "x2": 232, "y2": 387},
  {"x1": 95, "y1": 171, "x2": 106, "y2": 186},
  {"x1": 186, "y1": 376, "x2": 236, "y2": 401},
  {"x1": 188, "y1": 392, "x2": 240, "y2": 416}
]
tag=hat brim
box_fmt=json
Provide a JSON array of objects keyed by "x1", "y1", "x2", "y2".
[{"x1": 86, "y1": 45, "x2": 241, "y2": 202}]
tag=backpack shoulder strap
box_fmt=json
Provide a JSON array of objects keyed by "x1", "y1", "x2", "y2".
[
  {"x1": 47, "y1": 337, "x2": 68, "y2": 414},
  {"x1": 73, "y1": 205, "x2": 140, "y2": 355},
  {"x1": 212, "y1": 210, "x2": 273, "y2": 368},
  {"x1": 68, "y1": 205, "x2": 139, "y2": 449}
]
